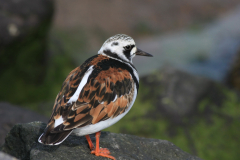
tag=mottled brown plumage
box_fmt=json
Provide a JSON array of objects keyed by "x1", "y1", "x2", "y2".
[
  {"x1": 38, "y1": 34, "x2": 152, "y2": 160},
  {"x1": 40, "y1": 54, "x2": 135, "y2": 145}
]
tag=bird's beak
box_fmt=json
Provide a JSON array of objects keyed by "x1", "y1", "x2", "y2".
[{"x1": 135, "y1": 48, "x2": 153, "y2": 57}]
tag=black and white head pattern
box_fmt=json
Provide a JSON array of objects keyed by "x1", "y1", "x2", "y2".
[{"x1": 98, "y1": 34, "x2": 137, "y2": 63}]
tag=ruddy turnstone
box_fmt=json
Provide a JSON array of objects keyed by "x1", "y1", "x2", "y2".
[{"x1": 38, "y1": 34, "x2": 152, "y2": 160}]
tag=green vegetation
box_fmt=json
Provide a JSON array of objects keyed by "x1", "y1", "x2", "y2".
[
  {"x1": 1, "y1": 28, "x2": 239, "y2": 160},
  {"x1": 105, "y1": 83, "x2": 240, "y2": 160}
]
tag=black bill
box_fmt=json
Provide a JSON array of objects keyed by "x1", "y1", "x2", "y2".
[{"x1": 135, "y1": 48, "x2": 153, "y2": 57}]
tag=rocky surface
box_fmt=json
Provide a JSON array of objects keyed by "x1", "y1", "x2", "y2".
[
  {"x1": 141, "y1": 66, "x2": 224, "y2": 122},
  {"x1": 0, "y1": 102, "x2": 48, "y2": 146},
  {"x1": 0, "y1": 151, "x2": 18, "y2": 160},
  {"x1": 1, "y1": 122, "x2": 201, "y2": 160}
]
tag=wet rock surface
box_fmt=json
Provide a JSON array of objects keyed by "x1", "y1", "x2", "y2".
[{"x1": 1, "y1": 122, "x2": 201, "y2": 160}]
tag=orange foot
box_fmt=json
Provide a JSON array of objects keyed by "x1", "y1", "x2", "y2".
[
  {"x1": 91, "y1": 148, "x2": 115, "y2": 160},
  {"x1": 85, "y1": 132, "x2": 116, "y2": 160}
]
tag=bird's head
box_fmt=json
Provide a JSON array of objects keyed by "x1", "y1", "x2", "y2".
[{"x1": 98, "y1": 34, "x2": 152, "y2": 63}]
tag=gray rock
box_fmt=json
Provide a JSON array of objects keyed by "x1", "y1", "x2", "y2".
[
  {"x1": 0, "y1": 102, "x2": 48, "y2": 146},
  {"x1": 141, "y1": 66, "x2": 226, "y2": 123},
  {"x1": 1, "y1": 122, "x2": 201, "y2": 160},
  {"x1": 0, "y1": 151, "x2": 18, "y2": 160}
]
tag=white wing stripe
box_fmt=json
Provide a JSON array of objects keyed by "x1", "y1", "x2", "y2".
[
  {"x1": 67, "y1": 65, "x2": 94, "y2": 104},
  {"x1": 54, "y1": 116, "x2": 64, "y2": 127}
]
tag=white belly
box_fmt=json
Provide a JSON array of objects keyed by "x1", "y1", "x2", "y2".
[{"x1": 73, "y1": 84, "x2": 137, "y2": 136}]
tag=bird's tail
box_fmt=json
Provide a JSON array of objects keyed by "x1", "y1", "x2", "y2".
[{"x1": 38, "y1": 124, "x2": 73, "y2": 145}]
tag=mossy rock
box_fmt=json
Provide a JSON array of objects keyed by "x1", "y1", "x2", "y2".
[{"x1": 105, "y1": 66, "x2": 240, "y2": 160}]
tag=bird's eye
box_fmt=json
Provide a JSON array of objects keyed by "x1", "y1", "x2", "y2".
[{"x1": 124, "y1": 45, "x2": 131, "y2": 50}]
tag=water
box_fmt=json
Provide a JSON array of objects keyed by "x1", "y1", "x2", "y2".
[{"x1": 135, "y1": 5, "x2": 240, "y2": 82}]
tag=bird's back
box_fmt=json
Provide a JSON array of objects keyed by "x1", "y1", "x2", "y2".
[{"x1": 38, "y1": 54, "x2": 139, "y2": 145}]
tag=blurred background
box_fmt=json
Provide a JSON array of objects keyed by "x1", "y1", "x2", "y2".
[{"x1": 1, "y1": 0, "x2": 240, "y2": 159}]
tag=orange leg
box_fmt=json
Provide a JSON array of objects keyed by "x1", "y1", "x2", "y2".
[
  {"x1": 85, "y1": 135, "x2": 95, "y2": 150},
  {"x1": 90, "y1": 131, "x2": 116, "y2": 160}
]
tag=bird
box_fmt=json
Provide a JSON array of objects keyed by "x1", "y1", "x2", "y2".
[{"x1": 38, "y1": 34, "x2": 152, "y2": 160}]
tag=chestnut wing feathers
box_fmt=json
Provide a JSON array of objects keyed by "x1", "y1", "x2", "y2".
[
  {"x1": 39, "y1": 55, "x2": 137, "y2": 145},
  {"x1": 50, "y1": 66, "x2": 133, "y2": 134},
  {"x1": 48, "y1": 55, "x2": 103, "y2": 122},
  {"x1": 63, "y1": 67, "x2": 133, "y2": 130}
]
